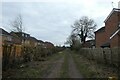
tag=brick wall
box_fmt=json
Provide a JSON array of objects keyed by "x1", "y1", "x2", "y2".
[
  {"x1": 105, "y1": 11, "x2": 120, "y2": 48},
  {"x1": 95, "y1": 31, "x2": 106, "y2": 47},
  {"x1": 95, "y1": 9, "x2": 120, "y2": 48},
  {"x1": 111, "y1": 35, "x2": 119, "y2": 48},
  {"x1": 105, "y1": 11, "x2": 120, "y2": 41}
]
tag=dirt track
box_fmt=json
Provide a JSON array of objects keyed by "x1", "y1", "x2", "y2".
[
  {"x1": 43, "y1": 51, "x2": 83, "y2": 78},
  {"x1": 45, "y1": 57, "x2": 64, "y2": 78},
  {"x1": 68, "y1": 53, "x2": 82, "y2": 78}
]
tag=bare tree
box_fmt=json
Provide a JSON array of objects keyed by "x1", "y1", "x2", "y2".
[
  {"x1": 11, "y1": 14, "x2": 23, "y2": 32},
  {"x1": 65, "y1": 33, "x2": 76, "y2": 46},
  {"x1": 72, "y1": 16, "x2": 96, "y2": 43},
  {"x1": 65, "y1": 32, "x2": 81, "y2": 50}
]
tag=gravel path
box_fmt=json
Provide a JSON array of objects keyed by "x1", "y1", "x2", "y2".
[{"x1": 68, "y1": 53, "x2": 83, "y2": 78}]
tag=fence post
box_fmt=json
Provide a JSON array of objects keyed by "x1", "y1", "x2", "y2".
[
  {"x1": 103, "y1": 49, "x2": 107, "y2": 64},
  {"x1": 110, "y1": 48, "x2": 113, "y2": 66}
]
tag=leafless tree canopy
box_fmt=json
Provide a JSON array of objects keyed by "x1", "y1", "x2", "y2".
[
  {"x1": 65, "y1": 33, "x2": 76, "y2": 46},
  {"x1": 65, "y1": 32, "x2": 80, "y2": 47},
  {"x1": 71, "y1": 16, "x2": 97, "y2": 43},
  {"x1": 11, "y1": 14, "x2": 23, "y2": 32}
]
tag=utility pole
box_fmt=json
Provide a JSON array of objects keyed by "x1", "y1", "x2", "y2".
[
  {"x1": 119, "y1": 1, "x2": 120, "y2": 9},
  {"x1": 111, "y1": 2, "x2": 114, "y2": 8}
]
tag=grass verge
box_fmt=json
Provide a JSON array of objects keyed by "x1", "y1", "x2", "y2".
[
  {"x1": 71, "y1": 51, "x2": 118, "y2": 78},
  {"x1": 3, "y1": 52, "x2": 64, "y2": 78}
]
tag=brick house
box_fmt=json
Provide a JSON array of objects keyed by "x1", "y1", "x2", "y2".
[
  {"x1": 82, "y1": 40, "x2": 95, "y2": 48},
  {"x1": 10, "y1": 32, "x2": 42, "y2": 48},
  {"x1": 95, "y1": 8, "x2": 120, "y2": 48},
  {"x1": 9, "y1": 31, "x2": 32, "y2": 57},
  {"x1": 10, "y1": 32, "x2": 31, "y2": 46},
  {"x1": 28, "y1": 37, "x2": 38, "y2": 47},
  {"x1": 37, "y1": 40, "x2": 44, "y2": 46},
  {"x1": 44, "y1": 41, "x2": 54, "y2": 55},
  {"x1": 0, "y1": 28, "x2": 12, "y2": 46},
  {"x1": 44, "y1": 41, "x2": 54, "y2": 49},
  {"x1": 10, "y1": 32, "x2": 21, "y2": 45}
]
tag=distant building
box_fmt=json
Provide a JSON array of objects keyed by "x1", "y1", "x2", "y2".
[
  {"x1": 95, "y1": 27, "x2": 107, "y2": 47},
  {"x1": 82, "y1": 40, "x2": 95, "y2": 48},
  {"x1": 10, "y1": 31, "x2": 30, "y2": 46},
  {"x1": 95, "y1": 8, "x2": 120, "y2": 48},
  {"x1": 28, "y1": 37, "x2": 38, "y2": 47},
  {"x1": 44, "y1": 41, "x2": 54, "y2": 49},
  {"x1": 37, "y1": 40, "x2": 44, "y2": 46},
  {"x1": 10, "y1": 32, "x2": 21, "y2": 45}
]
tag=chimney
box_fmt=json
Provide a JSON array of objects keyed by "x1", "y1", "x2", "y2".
[{"x1": 118, "y1": 1, "x2": 120, "y2": 9}]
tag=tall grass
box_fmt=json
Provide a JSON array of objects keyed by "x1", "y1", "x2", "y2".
[{"x1": 72, "y1": 51, "x2": 118, "y2": 78}]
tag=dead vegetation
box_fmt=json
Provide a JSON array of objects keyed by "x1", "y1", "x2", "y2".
[{"x1": 72, "y1": 51, "x2": 118, "y2": 78}]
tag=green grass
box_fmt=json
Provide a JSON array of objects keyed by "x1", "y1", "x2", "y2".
[{"x1": 59, "y1": 50, "x2": 69, "y2": 78}]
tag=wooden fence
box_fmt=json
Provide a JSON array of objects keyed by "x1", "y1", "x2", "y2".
[
  {"x1": 78, "y1": 48, "x2": 120, "y2": 68},
  {"x1": 2, "y1": 44, "x2": 22, "y2": 70},
  {"x1": 2, "y1": 44, "x2": 60, "y2": 71}
]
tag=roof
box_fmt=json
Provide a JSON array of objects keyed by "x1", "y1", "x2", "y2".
[
  {"x1": 83, "y1": 40, "x2": 95, "y2": 47},
  {"x1": 86, "y1": 40, "x2": 95, "y2": 43},
  {"x1": 37, "y1": 40, "x2": 44, "y2": 43},
  {"x1": 28, "y1": 37, "x2": 38, "y2": 41},
  {"x1": 44, "y1": 41, "x2": 54, "y2": 46},
  {"x1": 10, "y1": 31, "x2": 30, "y2": 39},
  {"x1": 104, "y1": 8, "x2": 120, "y2": 23},
  {"x1": 0, "y1": 28, "x2": 10, "y2": 36},
  {"x1": 94, "y1": 27, "x2": 105, "y2": 33},
  {"x1": 10, "y1": 31, "x2": 30, "y2": 36}
]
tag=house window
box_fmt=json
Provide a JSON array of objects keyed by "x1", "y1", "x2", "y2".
[
  {"x1": 22, "y1": 40, "x2": 24, "y2": 44},
  {"x1": 9, "y1": 37, "x2": 12, "y2": 41},
  {"x1": 7, "y1": 36, "x2": 12, "y2": 41},
  {"x1": 22, "y1": 34, "x2": 24, "y2": 37},
  {"x1": 26, "y1": 35, "x2": 28, "y2": 37}
]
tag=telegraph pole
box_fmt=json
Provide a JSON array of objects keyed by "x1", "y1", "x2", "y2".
[{"x1": 111, "y1": 2, "x2": 114, "y2": 8}]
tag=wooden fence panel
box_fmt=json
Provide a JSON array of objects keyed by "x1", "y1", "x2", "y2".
[{"x1": 81, "y1": 48, "x2": 120, "y2": 67}]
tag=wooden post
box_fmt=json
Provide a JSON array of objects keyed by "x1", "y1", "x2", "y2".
[
  {"x1": 110, "y1": 48, "x2": 113, "y2": 66},
  {"x1": 103, "y1": 50, "x2": 107, "y2": 64}
]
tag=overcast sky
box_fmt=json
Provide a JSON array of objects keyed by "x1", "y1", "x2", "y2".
[{"x1": 1, "y1": 0, "x2": 120, "y2": 46}]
